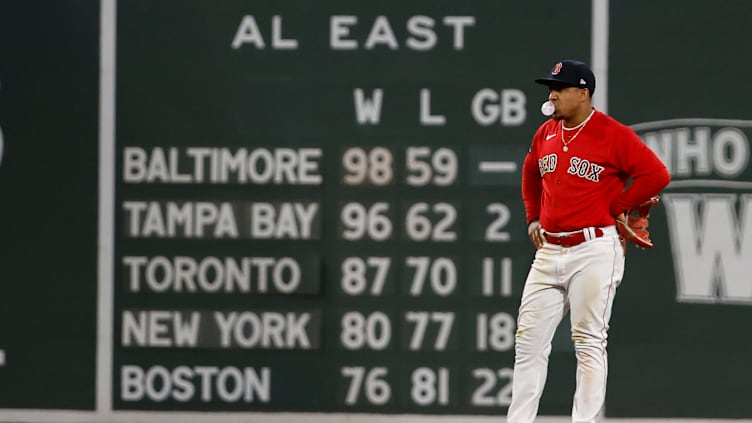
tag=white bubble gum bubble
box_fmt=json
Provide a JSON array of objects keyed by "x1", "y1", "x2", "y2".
[{"x1": 541, "y1": 101, "x2": 554, "y2": 117}]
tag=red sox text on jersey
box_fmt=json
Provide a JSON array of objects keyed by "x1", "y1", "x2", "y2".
[{"x1": 538, "y1": 154, "x2": 604, "y2": 183}]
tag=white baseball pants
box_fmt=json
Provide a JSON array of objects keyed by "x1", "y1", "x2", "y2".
[{"x1": 506, "y1": 226, "x2": 624, "y2": 423}]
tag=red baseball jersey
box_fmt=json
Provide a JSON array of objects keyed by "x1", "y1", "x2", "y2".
[{"x1": 522, "y1": 109, "x2": 670, "y2": 232}]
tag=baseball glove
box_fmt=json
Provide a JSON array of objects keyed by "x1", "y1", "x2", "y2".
[{"x1": 616, "y1": 196, "x2": 660, "y2": 249}]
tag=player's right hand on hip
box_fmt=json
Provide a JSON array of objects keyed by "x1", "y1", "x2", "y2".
[{"x1": 528, "y1": 219, "x2": 544, "y2": 249}]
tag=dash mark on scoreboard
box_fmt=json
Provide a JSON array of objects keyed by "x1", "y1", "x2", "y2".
[
  {"x1": 478, "y1": 161, "x2": 517, "y2": 173},
  {"x1": 469, "y1": 145, "x2": 525, "y2": 186}
]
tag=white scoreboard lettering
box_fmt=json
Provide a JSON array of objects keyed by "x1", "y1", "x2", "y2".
[{"x1": 116, "y1": 142, "x2": 524, "y2": 412}]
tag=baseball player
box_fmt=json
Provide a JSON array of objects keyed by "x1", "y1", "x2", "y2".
[{"x1": 506, "y1": 60, "x2": 671, "y2": 423}]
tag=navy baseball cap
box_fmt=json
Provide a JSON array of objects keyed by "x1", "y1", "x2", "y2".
[{"x1": 535, "y1": 60, "x2": 595, "y2": 94}]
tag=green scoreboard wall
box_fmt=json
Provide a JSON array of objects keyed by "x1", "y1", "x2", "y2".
[{"x1": 0, "y1": 0, "x2": 751, "y2": 420}]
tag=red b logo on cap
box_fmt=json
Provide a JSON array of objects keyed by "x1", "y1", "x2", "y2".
[{"x1": 552, "y1": 62, "x2": 563, "y2": 75}]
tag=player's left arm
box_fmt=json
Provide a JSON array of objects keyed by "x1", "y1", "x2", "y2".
[{"x1": 608, "y1": 128, "x2": 671, "y2": 217}]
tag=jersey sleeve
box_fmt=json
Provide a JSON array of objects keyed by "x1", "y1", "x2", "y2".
[
  {"x1": 521, "y1": 126, "x2": 545, "y2": 223},
  {"x1": 608, "y1": 126, "x2": 671, "y2": 216}
]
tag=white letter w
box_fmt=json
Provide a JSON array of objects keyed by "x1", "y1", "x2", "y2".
[
  {"x1": 664, "y1": 193, "x2": 752, "y2": 304},
  {"x1": 353, "y1": 88, "x2": 383, "y2": 124}
]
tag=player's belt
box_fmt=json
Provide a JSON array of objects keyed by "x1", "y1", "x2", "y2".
[{"x1": 543, "y1": 227, "x2": 604, "y2": 247}]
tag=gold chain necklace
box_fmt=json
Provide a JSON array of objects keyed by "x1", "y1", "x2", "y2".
[{"x1": 561, "y1": 109, "x2": 595, "y2": 152}]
